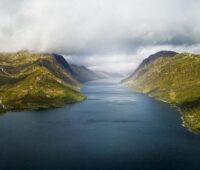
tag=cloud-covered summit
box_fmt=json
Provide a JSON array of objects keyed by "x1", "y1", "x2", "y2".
[{"x1": 0, "y1": 0, "x2": 200, "y2": 73}]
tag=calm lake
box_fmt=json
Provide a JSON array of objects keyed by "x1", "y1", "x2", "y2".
[{"x1": 0, "y1": 79, "x2": 200, "y2": 170}]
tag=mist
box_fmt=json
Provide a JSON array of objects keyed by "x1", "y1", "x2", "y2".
[{"x1": 0, "y1": 0, "x2": 200, "y2": 73}]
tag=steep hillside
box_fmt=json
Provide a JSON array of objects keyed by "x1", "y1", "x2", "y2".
[
  {"x1": 70, "y1": 64, "x2": 105, "y2": 82},
  {"x1": 0, "y1": 51, "x2": 85, "y2": 113},
  {"x1": 123, "y1": 51, "x2": 200, "y2": 132}
]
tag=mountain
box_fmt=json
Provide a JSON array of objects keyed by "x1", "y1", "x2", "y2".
[
  {"x1": 0, "y1": 51, "x2": 85, "y2": 113},
  {"x1": 102, "y1": 71, "x2": 123, "y2": 78},
  {"x1": 70, "y1": 64, "x2": 105, "y2": 83},
  {"x1": 95, "y1": 71, "x2": 123, "y2": 78},
  {"x1": 122, "y1": 51, "x2": 200, "y2": 132},
  {"x1": 70, "y1": 63, "x2": 123, "y2": 81},
  {"x1": 122, "y1": 51, "x2": 178, "y2": 83}
]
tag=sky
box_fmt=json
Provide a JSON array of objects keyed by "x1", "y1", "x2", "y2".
[{"x1": 0, "y1": 0, "x2": 200, "y2": 74}]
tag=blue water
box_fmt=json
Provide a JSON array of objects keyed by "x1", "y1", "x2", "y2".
[{"x1": 0, "y1": 79, "x2": 200, "y2": 170}]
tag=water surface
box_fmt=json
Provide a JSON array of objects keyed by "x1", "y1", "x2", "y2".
[{"x1": 0, "y1": 79, "x2": 200, "y2": 170}]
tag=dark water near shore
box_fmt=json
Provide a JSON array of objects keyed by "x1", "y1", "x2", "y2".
[{"x1": 1, "y1": 79, "x2": 200, "y2": 170}]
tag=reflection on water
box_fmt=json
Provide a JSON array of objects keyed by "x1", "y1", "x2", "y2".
[
  {"x1": 86, "y1": 119, "x2": 140, "y2": 123},
  {"x1": 0, "y1": 79, "x2": 200, "y2": 170},
  {"x1": 85, "y1": 79, "x2": 138, "y2": 103}
]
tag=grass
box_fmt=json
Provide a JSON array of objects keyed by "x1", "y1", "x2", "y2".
[
  {"x1": 0, "y1": 51, "x2": 85, "y2": 113},
  {"x1": 124, "y1": 52, "x2": 200, "y2": 132}
]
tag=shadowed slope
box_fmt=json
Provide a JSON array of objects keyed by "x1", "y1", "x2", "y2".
[{"x1": 0, "y1": 51, "x2": 85, "y2": 113}]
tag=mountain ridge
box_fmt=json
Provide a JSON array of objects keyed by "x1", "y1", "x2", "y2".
[
  {"x1": 122, "y1": 51, "x2": 178, "y2": 83},
  {"x1": 0, "y1": 51, "x2": 85, "y2": 113},
  {"x1": 123, "y1": 51, "x2": 200, "y2": 132},
  {"x1": 70, "y1": 64, "x2": 106, "y2": 83}
]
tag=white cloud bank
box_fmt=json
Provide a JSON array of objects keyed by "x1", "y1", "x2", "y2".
[{"x1": 0, "y1": 0, "x2": 200, "y2": 73}]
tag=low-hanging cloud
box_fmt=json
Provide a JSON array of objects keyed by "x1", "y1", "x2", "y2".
[{"x1": 0, "y1": 0, "x2": 200, "y2": 73}]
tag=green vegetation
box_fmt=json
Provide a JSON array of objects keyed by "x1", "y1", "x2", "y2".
[
  {"x1": 0, "y1": 51, "x2": 85, "y2": 113},
  {"x1": 123, "y1": 51, "x2": 200, "y2": 132}
]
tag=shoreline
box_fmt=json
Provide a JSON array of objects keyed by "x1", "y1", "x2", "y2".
[{"x1": 124, "y1": 84, "x2": 199, "y2": 134}]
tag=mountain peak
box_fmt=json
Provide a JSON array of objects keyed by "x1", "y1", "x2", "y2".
[
  {"x1": 141, "y1": 50, "x2": 178, "y2": 66},
  {"x1": 121, "y1": 50, "x2": 178, "y2": 83},
  {"x1": 122, "y1": 52, "x2": 200, "y2": 132}
]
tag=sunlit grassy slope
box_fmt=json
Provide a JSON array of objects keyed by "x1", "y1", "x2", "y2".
[
  {"x1": 123, "y1": 51, "x2": 200, "y2": 132},
  {"x1": 0, "y1": 51, "x2": 85, "y2": 113}
]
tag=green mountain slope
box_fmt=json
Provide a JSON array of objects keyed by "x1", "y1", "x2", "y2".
[
  {"x1": 123, "y1": 51, "x2": 200, "y2": 132},
  {"x1": 0, "y1": 51, "x2": 85, "y2": 113}
]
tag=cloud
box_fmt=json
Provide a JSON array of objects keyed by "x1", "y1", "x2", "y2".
[{"x1": 0, "y1": 0, "x2": 200, "y2": 73}]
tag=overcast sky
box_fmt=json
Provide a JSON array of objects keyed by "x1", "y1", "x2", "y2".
[{"x1": 0, "y1": 0, "x2": 200, "y2": 74}]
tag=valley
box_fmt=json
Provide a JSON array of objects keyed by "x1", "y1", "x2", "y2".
[{"x1": 0, "y1": 51, "x2": 105, "y2": 113}]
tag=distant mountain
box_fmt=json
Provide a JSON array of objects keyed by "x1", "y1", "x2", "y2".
[
  {"x1": 93, "y1": 71, "x2": 110, "y2": 78},
  {"x1": 0, "y1": 51, "x2": 85, "y2": 113},
  {"x1": 70, "y1": 64, "x2": 105, "y2": 83},
  {"x1": 95, "y1": 71, "x2": 123, "y2": 78},
  {"x1": 103, "y1": 71, "x2": 123, "y2": 78},
  {"x1": 122, "y1": 51, "x2": 200, "y2": 132}
]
